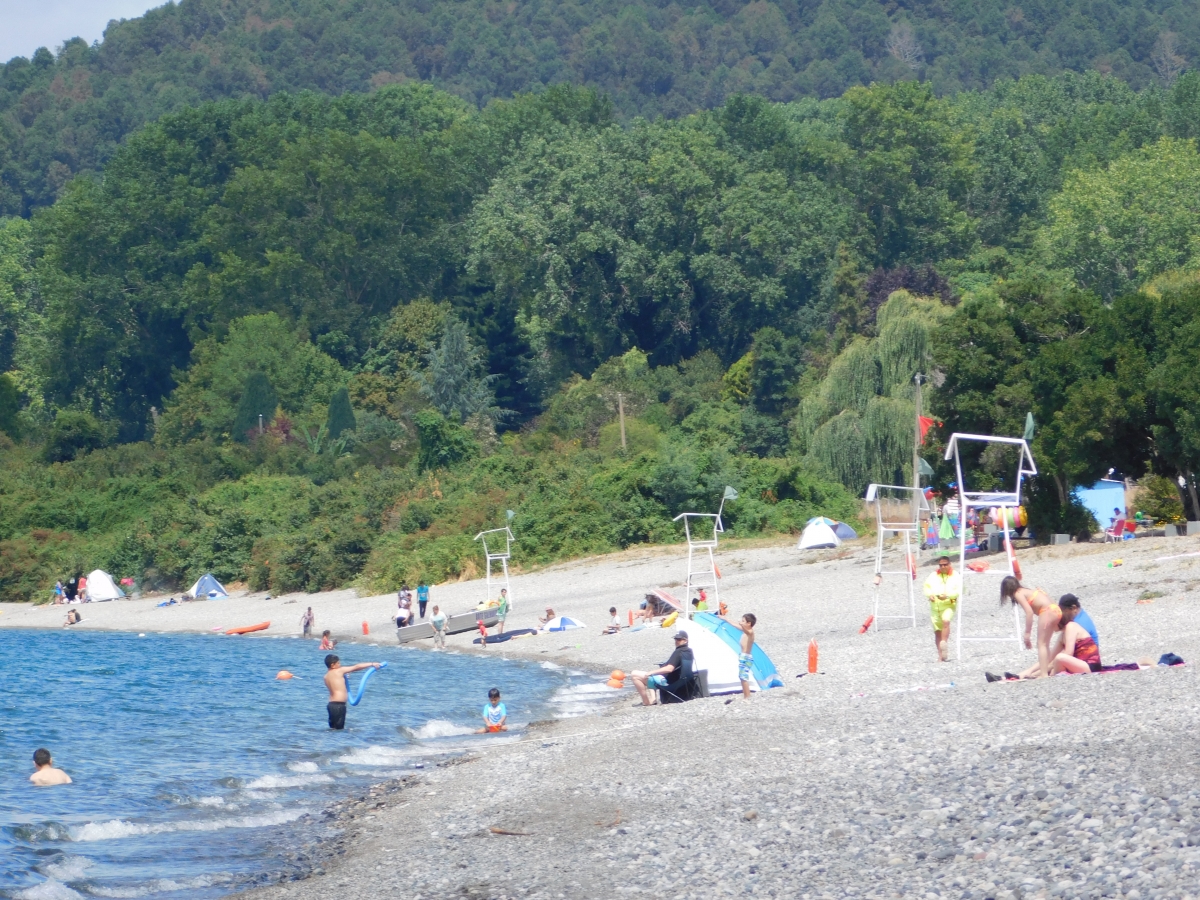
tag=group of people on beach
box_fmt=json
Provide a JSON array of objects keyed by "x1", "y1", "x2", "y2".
[{"x1": 922, "y1": 554, "x2": 1103, "y2": 677}]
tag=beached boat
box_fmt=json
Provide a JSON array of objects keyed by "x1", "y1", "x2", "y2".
[
  {"x1": 225, "y1": 621, "x2": 269, "y2": 635},
  {"x1": 446, "y1": 608, "x2": 499, "y2": 635},
  {"x1": 395, "y1": 622, "x2": 434, "y2": 644}
]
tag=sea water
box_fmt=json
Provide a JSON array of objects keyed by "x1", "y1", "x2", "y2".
[{"x1": 0, "y1": 629, "x2": 610, "y2": 899}]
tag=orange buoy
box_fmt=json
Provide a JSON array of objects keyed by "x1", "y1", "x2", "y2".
[
  {"x1": 714, "y1": 563, "x2": 722, "y2": 579},
  {"x1": 606, "y1": 678, "x2": 625, "y2": 689},
  {"x1": 362, "y1": 620, "x2": 370, "y2": 635},
  {"x1": 610, "y1": 670, "x2": 625, "y2": 680},
  {"x1": 859, "y1": 615, "x2": 874, "y2": 634},
  {"x1": 628, "y1": 609, "x2": 634, "y2": 626},
  {"x1": 807, "y1": 639, "x2": 819, "y2": 674},
  {"x1": 276, "y1": 670, "x2": 293, "y2": 680}
]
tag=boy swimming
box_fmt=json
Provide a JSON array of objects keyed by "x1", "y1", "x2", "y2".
[
  {"x1": 30, "y1": 748, "x2": 72, "y2": 785},
  {"x1": 323, "y1": 654, "x2": 381, "y2": 730},
  {"x1": 476, "y1": 688, "x2": 508, "y2": 733}
]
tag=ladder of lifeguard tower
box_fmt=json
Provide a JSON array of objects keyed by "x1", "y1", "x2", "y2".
[
  {"x1": 865, "y1": 484, "x2": 927, "y2": 631},
  {"x1": 672, "y1": 513, "x2": 721, "y2": 612},
  {"x1": 474, "y1": 527, "x2": 515, "y2": 610},
  {"x1": 944, "y1": 434, "x2": 1037, "y2": 659}
]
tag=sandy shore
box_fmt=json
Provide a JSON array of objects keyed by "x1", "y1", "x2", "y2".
[{"x1": 8, "y1": 534, "x2": 1200, "y2": 898}]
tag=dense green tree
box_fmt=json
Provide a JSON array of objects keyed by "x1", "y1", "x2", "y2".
[
  {"x1": 414, "y1": 409, "x2": 478, "y2": 471},
  {"x1": 3, "y1": 0, "x2": 1197, "y2": 216},
  {"x1": 231, "y1": 372, "x2": 279, "y2": 444},
  {"x1": 1039, "y1": 138, "x2": 1200, "y2": 299},
  {"x1": 43, "y1": 409, "x2": 106, "y2": 462},
  {"x1": 0, "y1": 373, "x2": 20, "y2": 440},
  {"x1": 325, "y1": 387, "x2": 357, "y2": 441}
]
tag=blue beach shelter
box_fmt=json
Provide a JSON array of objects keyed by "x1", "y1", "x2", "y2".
[
  {"x1": 692, "y1": 612, "x2": 785, "y2": 689},
  {"x1": 188, "y1": 573, "x2": 229, "y2": 600},
  {"x1": 542, "y1": 615, "x2": 585, "y2": 631}
]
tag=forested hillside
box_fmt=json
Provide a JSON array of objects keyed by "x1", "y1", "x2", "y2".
[
  {"x1": 2, "y1": 0, "x2": 1198, "y2": 214},
  {"x1": 6, "y1": 69, "x2": 1200, "y2": 601}
]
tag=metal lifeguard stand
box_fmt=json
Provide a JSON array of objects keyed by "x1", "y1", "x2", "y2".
[
  {"x1": 673, "y1": 488, "x2": 735, "y2": 612},
  {"x1": 865, "y1": 483, "x2": 931, "y2": 630},
  {"x1": 944, "y1": 433, "x2": 1038, "y2": 659},
  {"x1": 474, "y1": 527, "x2": 515, "y2": 609}
]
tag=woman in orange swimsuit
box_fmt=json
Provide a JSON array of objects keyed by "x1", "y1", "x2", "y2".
[{"x1": 1000, "y1": 576, "x2": 1061, "y2": 678}]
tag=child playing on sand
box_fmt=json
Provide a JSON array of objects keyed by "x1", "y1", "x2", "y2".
[
  {"x1": 318, "y1": 630, "x2": 336, "y2": 650},
  {"x1": 476, "y1": 688, "x2": 508, "y2": 733},
  {"x1": 602, "y1": 606, "x2": 621, "y2": 634},
  {"x1": 722, "y1": 612, "x2": 757, "y2": 699},
  {"x1": 430, "y1": 605, "x2": 447, "y2": 649}
]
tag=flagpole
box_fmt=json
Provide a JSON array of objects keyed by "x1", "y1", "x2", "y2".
[{"x1": 913, "y1": 373, "x2": 925, "y2": 526}]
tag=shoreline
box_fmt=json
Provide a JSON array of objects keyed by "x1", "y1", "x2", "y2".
[{"x1": 10, "y1": 535, "x2": 1200, "y2": 898}]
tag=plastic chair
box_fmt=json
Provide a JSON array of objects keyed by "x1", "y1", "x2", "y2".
[{"x1": 1104, "y1": 519, "x2": 1126, "y2": 542}]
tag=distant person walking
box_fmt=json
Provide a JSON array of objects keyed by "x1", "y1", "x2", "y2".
[
  {"x1": 924, "y1": 556, "x2": 961, "y2": 662},
  {"x1": 430, "y1": 605, "x2": 447, "y2": 649},
  {"x1": 30, "y1": 748, "x2": 71, "y2": 785},
  {"x1": 301, "y1": 607, "x2": 315, "y2": 638},
  {"x1": 417, "y1": 584, "x2": 430, "y2": 619}
]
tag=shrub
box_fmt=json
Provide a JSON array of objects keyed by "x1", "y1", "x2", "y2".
[{"x1": 43, "y1": 410, "x2": 107, "y2": 463}]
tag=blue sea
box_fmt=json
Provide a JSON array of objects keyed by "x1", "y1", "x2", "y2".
[{"x1": 0, "y1": 629, "x2": 608, "y2": 899}]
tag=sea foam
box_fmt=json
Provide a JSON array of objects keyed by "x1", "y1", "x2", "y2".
[
  {"x1": 409, "y1": 719, "x2": 476, "y2": 739},
  {"x1": 68, "y1": 809, "x2": 306, "y2": 842}
]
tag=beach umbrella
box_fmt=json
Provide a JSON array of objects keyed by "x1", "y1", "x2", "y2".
[{"x1": 543, "y1": 616, "x2": 585, "y2": 631}]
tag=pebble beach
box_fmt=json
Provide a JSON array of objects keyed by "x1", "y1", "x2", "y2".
[{"x1": 7, "y1": 533, "x2": 1200, "y2": 899}]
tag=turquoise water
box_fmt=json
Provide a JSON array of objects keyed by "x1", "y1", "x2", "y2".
[{"x1": 0, "y1": 629, "x2": 607, "y2": 899}]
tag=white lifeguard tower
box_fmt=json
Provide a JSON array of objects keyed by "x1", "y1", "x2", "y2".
[
  {"x1": 864, "y1": 483, "x2": 931, "y2": 630},
  {"x1": 672, "y1": 487, "x2": 736, "y2": 613},
  {"x1": 474, "y1": 526, "x2": 515, "y2": 609},
  {"x1": 944, "y1": 433, "x2": 1038, "y2": 659}
]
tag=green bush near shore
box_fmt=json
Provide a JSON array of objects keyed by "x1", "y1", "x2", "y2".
[{"x1": 0, "y1": 355, "x2": 859, "y2": 602}]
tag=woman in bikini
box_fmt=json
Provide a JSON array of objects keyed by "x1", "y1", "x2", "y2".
[{"x1": 1000, "y1": 575, "x2": 1061, "y2": 678}]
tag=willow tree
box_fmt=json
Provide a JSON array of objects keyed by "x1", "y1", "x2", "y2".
[{"x1": 793, "y1": 290, "x2": 948, "y2": 493}]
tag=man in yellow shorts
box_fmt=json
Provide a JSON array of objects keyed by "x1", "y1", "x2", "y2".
[{"x1": 923, "y1": 556, "x2": 961, "y2": 662}]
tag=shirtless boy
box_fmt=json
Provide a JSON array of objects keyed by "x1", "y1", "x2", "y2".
[
  {"x1": 323, "y1": 654, "x2": 381, "y2": 730},
  {"x1": 30, "y1": 748, "x2": 72, "y2": 785},
  {"x1": 722, "y1": 612, "x2": 758, "y2": 699}
]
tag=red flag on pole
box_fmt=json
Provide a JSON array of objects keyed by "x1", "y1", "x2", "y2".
[{"x1": 918, "y1": 416, "x2": 940, "y2": 443}]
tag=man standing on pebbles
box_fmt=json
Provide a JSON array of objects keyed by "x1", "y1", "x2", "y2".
[{"x1": 923, "y1": 555, "x2": 961, "y2": 662}]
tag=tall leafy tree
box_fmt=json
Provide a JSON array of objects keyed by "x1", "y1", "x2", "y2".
[
  {"x1": 232, "y1": 372, "x2": 279, "y2": 443},
  {"x1": 325, "y1": 387, "x2": 357, "y2": 440}
]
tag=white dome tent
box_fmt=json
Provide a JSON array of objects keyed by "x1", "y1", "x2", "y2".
[
  {"x1": 798, "y1": 517, "x2": 856, "y2": 550},
  {"x1": 85, "y1": 569, "x2": 125, "y2": 602}
]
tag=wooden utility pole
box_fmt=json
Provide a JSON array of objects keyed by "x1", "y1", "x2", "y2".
[{"x1": 617, "y1": 393, "x2": 627, "y2": 450}]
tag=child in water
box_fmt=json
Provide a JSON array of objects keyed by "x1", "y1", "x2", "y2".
[
  {"x1": 476, "y1": 687, "x2": 508, "y2": 733},
  {"x1": 318, "y1": 630, "x2": 336, "y2": 650}
]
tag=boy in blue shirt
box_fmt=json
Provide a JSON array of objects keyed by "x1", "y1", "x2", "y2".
[{"x1": 476, "y1": 687, "x2": 508, "y2": 733}]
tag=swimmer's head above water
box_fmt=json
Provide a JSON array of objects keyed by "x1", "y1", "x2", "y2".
[{"x1": 324, "y1": 654, "x2": 339, "y2": 669}]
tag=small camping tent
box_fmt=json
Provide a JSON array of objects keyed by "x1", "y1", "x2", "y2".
[
  {"x1": 692, "y1": 612, "x2": 784, "y2": 689},
  {"x1": 86, "y1": 569, "x2": 125, "y2": 602},
  {"x1": 674, "y1": 626, "x2": 757, "y2": 695},
  {"x1": 188, "y1": 573, "x2": 229, "y2": 600},
  {"x1": 542, "y1": 615, "x2": 585, "y2": 631},
  {"x1": 798, "y1": 516, "x2": 856, "y2": 549}
]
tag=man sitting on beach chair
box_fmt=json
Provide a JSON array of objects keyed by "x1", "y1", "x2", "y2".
[{"x1": 630, "y1": 631, "x2": 695, "y2": 706}]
